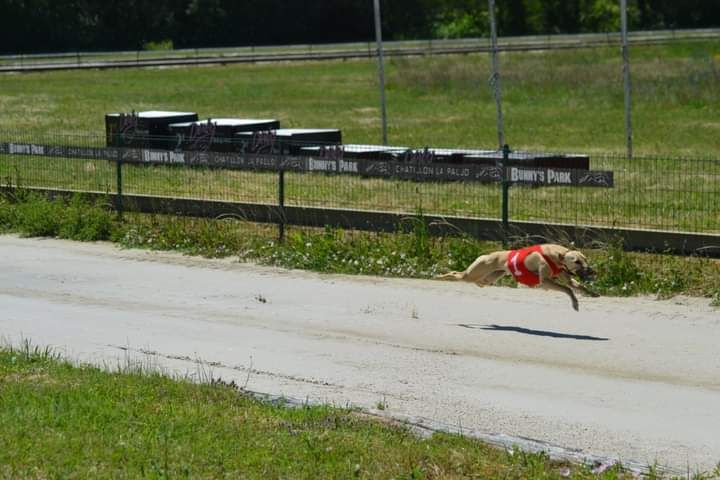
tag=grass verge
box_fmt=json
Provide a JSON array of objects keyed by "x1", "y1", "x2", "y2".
[
  {"x1": 1, "y1": 192, "x2": 718, "y2": 303},
  {"x1": 1, "y1": 341, "x2": 711, "y2": 479}
]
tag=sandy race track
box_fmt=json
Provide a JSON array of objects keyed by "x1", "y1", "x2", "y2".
[{"x1": 1, "y1": 235, "x2": 719, "y2": 473}]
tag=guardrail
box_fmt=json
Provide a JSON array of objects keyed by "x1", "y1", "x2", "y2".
[{"x1": 1, "y1": 28, "x2": 717, "y2": 73}]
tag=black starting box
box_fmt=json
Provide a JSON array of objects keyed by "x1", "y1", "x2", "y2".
[
  {"x1": 464, "y1": 151, "x2": 590, "y2": 170},
  {"x1": 168, "y1": 118, "x2": 281, "y2": 152},
  {"x1": 235, "y1": 128, "x2": 342, "y2": 155},
  {"x1": 105, "y1": 110, "x2": 198, "y2": 148},
  {"x1": 299, "y1": 144, "x2": 408, "y2": 162}
]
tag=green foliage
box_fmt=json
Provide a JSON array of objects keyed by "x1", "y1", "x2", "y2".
[
  {"x1": 433, "y1": 10, "x2": 487, "y2": 39},
  {"x1": 588, "y1": 239, "x2": 720, "y2": 300},
  {"x1": 408, "y1": 212, "x2": 431, "y2": 259},
  {"x1": 0, "y1": 192, "x2": 114, "y2": 241},
  {"x1": 590, "y1": 240, "x2": 647, "y2": 296},
  {"x1": 143, "y1": 39, "x2": 173, "y2": 51},
  {"x1": 13, "y1": 193, "x2": 63, "y2": 237},
  {"x1": 119, "y1": 214, "x2": 258, "y2": 258},
  {"x1": 59, "y1": 195, "x2": 113, "y2": 241},
  {"x1": 580, "y1": 0, "x2": 622, "y2": 32},
  {"x1": 0, "y1": 197, "x2": 18, "y2": 232},
  {"x1": 1, "y1": 0, "x2": 718, "y2": 54},
  {"x1": 712, "y1": 291, "x2": 720, "y2": 308}
]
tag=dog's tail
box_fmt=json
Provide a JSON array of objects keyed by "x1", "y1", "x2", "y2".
[{"x1": 434, "y1": 271, "x2": 466, "y2": 281}]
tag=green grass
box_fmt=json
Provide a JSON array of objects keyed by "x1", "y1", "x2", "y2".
[
  {"x1": 1, "y1": 341, "x2": 708, "y2": 479},
  {"x1": 0, "y1": 40, "x2": 718, "y2": 154}
]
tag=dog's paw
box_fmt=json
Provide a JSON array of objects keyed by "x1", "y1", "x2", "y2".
[
  {"x1": 588, "y1": 290, "x2": 601, "y2": 298},
  {"x1": 572, "y1": 299, "x2": 579, "y2": 311}
]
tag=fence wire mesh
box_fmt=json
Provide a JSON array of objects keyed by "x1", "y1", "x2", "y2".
[{"x1": 1, "y1": 130, "x2": 718, "y2": 236}]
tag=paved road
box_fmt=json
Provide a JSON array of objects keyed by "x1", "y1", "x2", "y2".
[{"x1": 1, "y1": 235, "x2": 718, "y2": 472}]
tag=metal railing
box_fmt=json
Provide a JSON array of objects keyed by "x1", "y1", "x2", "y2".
[{"x1": 1, "y1": 28, "x2": 717, "y2": 73}]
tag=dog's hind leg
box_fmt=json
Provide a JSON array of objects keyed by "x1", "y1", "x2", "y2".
[
  {"x1": 475, "y1": 270, "x2": 506, "y2": 286},
  {"x1": 435, "y1": 271, "x2": 467, "y2": 281},
  {"x1": 436, "y1": 253, "x2": 504, "y2": 283}
]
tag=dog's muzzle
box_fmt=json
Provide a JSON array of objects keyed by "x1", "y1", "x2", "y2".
[{"x1": 576, "y1": 267, "x2": 596, "y2": 281}]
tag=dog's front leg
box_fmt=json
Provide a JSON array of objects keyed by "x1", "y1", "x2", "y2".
[
  {"x1": 568, "y1": 277, "x2": 600, "y2": 297},
  {"x1": 538, "y1": 264, "x2": 579, "y2": 311},
  {"x1": 559, "y1": 271, "x2": 600, "y2": 298}
]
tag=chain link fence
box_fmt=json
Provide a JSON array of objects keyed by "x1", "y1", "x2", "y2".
[{"x1": 0, "y1": 130, "x2": 718, "y2": 250}]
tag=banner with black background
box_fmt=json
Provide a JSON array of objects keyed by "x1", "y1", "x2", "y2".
[{"x1": 0, "y1": 142, "x2": 613, "y2": 188}]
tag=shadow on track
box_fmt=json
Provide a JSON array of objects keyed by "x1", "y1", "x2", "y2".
[{"x1": 456, "y1": 324, "x2": 609, "y2": 341}]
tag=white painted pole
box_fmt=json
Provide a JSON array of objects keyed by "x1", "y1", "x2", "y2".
[
  {"x1": 621, "y1": 0, "x2": 633, "y2": 158},
  {"x1": 373, "y1": 0, "x2": 388, "y2": 145},
  {"x1": 488, "y1": 0, "x2": 505, "y2": 149}
]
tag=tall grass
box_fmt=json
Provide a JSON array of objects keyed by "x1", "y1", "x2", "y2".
[{"x1": 1, "y1": 191, "x2": 113, "y2": 240}]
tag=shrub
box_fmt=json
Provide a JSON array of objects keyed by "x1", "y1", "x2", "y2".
[
  {"x1": 58, "y1": 195, "x2": 114, "y2": 241},
  {"x1": 143, "y1": 39, "x2": 173, "y2": 51},
  {"x1": 588, "y1": 240, "x2": 647, "y2": 296},
  {"x1": 14, "y1": 193, "x2": 63, "y2": 237}
]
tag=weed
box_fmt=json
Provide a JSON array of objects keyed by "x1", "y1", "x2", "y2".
[
  {"x1": 590, "y1": 239, "x2": 647, "y2": 296},
  {"x1": 14, "y1": 192, "x2": 63, "y2": 237},
  {"x1": 58, "y1": 195, "x2": 113, "y2": 241},
  {"x1": 143, "y1": 39, "x2": 173, "y2": 51},
  {"x1": 0, "y1": 192, "x2": 114, "y2": 240}
]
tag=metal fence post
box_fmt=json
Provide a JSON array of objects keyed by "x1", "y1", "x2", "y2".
[
  {"x1": 278, "y1": 169, "x2": 285, "y2": 242},
  {"x1": 116, "y1": 158, "x2": 124, "y2": 220},
  {"x1": 373, "y1": 0, "x2": 389, "y2": 145},
  {"x1": 488, "y1": 0, "x2": 505, "y2": 150},
  {"x1": 501, "y1": 143, "x2": 510, "y2": 245},
  {"x1": 621, "y1": 0, "x2": 633, "y2": 159}
]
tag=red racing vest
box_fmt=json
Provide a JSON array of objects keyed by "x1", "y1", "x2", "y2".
[{"x1": 506, "y1": 245, "x2": 563, "y2": 287}]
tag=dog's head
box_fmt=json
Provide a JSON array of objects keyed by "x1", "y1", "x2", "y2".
[{"x1": 560, "y1": 250, "x2": 595, "y2": 281}]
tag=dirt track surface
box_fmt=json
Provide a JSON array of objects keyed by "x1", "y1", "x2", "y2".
[{"x1": 1, "y1": 235, "x2": 719, "y2": 472}]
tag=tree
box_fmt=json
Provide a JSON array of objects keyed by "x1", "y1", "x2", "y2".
[{"x1": 0, "y1": 0, "x2": 718, "y2": 54}]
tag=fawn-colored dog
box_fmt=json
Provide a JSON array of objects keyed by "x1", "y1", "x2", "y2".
[{"x1": 436, "y1": 244, "x2": 598, "y2": 311}]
